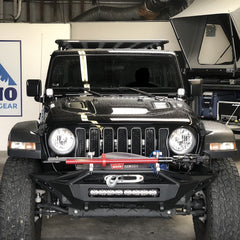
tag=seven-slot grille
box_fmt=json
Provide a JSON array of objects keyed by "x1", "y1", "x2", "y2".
[{"x1": 75, "y1": 127, "x2": 169, "y2": 157}]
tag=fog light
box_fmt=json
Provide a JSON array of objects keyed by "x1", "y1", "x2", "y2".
[{"x1": 210, "y1": 142, "x2": 236, "y2": 151}]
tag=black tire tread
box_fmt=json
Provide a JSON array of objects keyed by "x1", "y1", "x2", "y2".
[
  {"x1": 0, "y1": 157, "x2": 41, "y2": 240},
  {"x1": 193, "y1": 158, "x2": 240, "y2": 240}
]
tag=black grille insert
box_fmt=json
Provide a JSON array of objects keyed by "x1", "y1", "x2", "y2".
[
  {"x1": 89, "y1": 127, "x2": 100, "y2": 157},
  {"x1": 145, "y1": 128, "x2": 156, "y2": 157},
  {"x1": 103, "y1": 128, "x2": 114, "y2": 153},
  {"x1": 117, "y1": 127, "x2": 128, "y2": 152},
  {"x1": 158, "y1": 128, "x2": 169, "y2": 157},
  {"x1": 75, "y1": 128, "x2": 86, "y2": 157},
  {"x1": 131, "y1": 127, "x2": 142, "y2": 155}
]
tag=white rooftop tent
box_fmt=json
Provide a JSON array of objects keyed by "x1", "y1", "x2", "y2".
[{"x1": 171, "y1": 0, "x2": 240, "y2": 76}]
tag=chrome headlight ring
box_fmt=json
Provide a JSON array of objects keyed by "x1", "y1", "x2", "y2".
[
  {"x1": 48, "y1": 128, "x2": 76, "y2": 155},
  {"x1": 169, "y1": 127, "x2": 196, "y2": 155}
]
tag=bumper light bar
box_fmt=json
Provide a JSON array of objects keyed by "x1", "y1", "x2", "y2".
[{"x1": 89, "y1": 189, "x2": 159, "y2": 197}]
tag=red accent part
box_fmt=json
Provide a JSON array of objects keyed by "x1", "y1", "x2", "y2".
[
  {"x1": 102, "y1": 153, "x2": 107, "y2": 167},
  {"x1": 110, "y1": 163, "x2": 124, "y2": 170},
  {"x1": 66, "y1": 156, "x2": 158, "y2": 166}
]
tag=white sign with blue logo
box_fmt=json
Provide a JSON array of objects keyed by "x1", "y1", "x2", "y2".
[{"x1": 0, "y1": 40, "x2": 22, "y2": 117}]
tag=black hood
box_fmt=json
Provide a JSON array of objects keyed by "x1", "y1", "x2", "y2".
[{"x1": 45, "y1": 96, "x2": 195, "y2": 126}]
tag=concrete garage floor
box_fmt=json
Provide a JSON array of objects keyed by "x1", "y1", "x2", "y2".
[{"x1": 0, "y1": 151, "x2": 240, "y2": 240}]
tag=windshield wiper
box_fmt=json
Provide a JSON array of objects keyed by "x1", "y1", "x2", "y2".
[
  {"x1": 94, "y1": 87, "x2": 155, "y2": 97},
  {"x1": 123, "y1": 87, "x2": 154, "y2": 97},
  {"x1": 87, "y1": 89, "x2": 102, "y2": 97},
  {"x1": 51, "y1": 87, "x2": 102, "y2": 97}
]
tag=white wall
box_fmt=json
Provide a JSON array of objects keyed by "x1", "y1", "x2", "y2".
[
  {"x1": 0, "y1": 23, "x2": 70, "y2": 151},
  {"x1": 71, "y1": 21, "x2": 180, "y2": 51}
]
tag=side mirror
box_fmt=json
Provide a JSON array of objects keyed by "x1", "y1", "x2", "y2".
[
  {"x1": 26, "y1": 79, "x2": 42, "y2": 101},
  {"x1": 188, "y1": 78, "x2": 203, "y2": 97}
]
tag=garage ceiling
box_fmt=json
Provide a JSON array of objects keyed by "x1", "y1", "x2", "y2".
[{"x1": 0, "y1": 0, "x2": 193, "y2": 23}]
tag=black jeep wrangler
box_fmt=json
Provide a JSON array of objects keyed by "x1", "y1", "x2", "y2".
[{"x1": 0, "y1": 40, "x2": 239, "y2": 240}]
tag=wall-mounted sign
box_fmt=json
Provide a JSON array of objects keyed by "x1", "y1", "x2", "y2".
[{"x1": 0, "y1": 40, "x2": 22, "y2": 117}]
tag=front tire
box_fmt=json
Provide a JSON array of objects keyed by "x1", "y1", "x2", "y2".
[
  {"x1": 0, "y1": 157, "x2": 42, "y2": 240},
  {"x1": 193, "y1": 158, "x2": 240, "y2": 240}
]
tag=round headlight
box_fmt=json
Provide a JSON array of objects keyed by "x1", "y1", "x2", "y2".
[
  {"x1": 48, "y1": 128, "x2": 75, "y2": 155},
  {"x1": 169, "y1": 128, "x2": 196, "y2": 154}
]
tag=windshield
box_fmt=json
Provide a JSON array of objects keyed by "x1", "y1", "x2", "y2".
[{"x1": 47, "y1": 53, "x2": 182, "y2": 93}]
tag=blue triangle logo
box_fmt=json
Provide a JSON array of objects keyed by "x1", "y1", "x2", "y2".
[{"x1": 0, "y1": 64, "x2": 17, "y2": 86}]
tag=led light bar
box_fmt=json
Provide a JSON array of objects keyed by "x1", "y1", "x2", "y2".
[{"x1": 89, "y1": 189, "x2": 159, "y2": 197}]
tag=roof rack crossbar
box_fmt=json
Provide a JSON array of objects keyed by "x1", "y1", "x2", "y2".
[{"x1": 55, "y1": 39, "x2": 169, "y2": 51}]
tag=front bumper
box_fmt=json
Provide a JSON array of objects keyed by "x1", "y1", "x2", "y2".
[{"x1": 32, "y1": 165, "x2": 214, "y2": 214}]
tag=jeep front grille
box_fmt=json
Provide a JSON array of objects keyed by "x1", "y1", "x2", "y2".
[{"x1": 75, "y1": 127, "x2": 169, "y2": 157}]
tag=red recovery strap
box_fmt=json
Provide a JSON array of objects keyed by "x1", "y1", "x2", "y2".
[{"x1": 66, "y1": 153, "x2": 158, "y2": 167}]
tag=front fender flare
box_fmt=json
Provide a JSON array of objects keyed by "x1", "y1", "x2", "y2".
[
  {"x1": 8, "y1": 121, "x2": 43, "y2": 159},
  {"x1": 202, "y1": 120, "x2": 237, "y2": 158}
]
